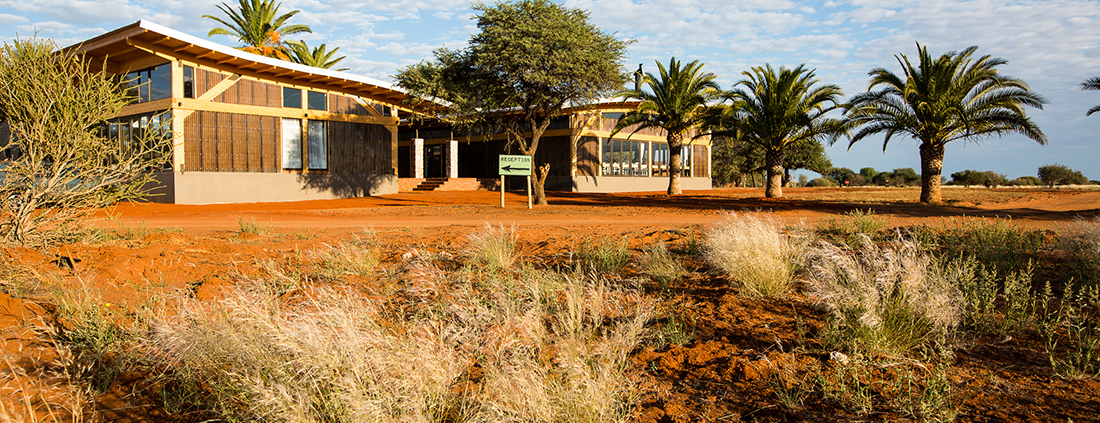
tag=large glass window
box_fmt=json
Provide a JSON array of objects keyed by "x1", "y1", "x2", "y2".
[
  {"x1": 601, "y1": 139, "x2": 651, "y2": 176},
  {"x1": 124, "y1": 64, "x2": 171, "y2": 103},
  {"x1": 307, "y1": 91, "x2": 327, "y2": 111},
  {"x1": 283, "y1": 87, "x2": 302, "y2": 108},
  {"x1": 307, "y1": 121, "x2": 327, "y2": 170},
  {"x1": 104, "y1": 111, "x2": 172, "y2": 168},
  {"x1": 183, "y1": 66, "x2": 194, "y2": 99},
  {"x1": 652, "y1": 143, "x2": 669, "y2": 177},
  {"x1": 681, "y1": 146, "x2": 693, "y2": 177},
  {"x1": 281, "y1": 118, "x2": 302, "y2": 169}
]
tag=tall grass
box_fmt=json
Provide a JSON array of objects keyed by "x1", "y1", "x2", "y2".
[
  {"x1": 577, "y1": 237, "x2": 631, "y2": 274},
  {"x1": 640, "y1": 242, "x2": 683, "y2": 289},
  {"x1": 704, "y1": 213, "x2": 802, "y2": 298},
  {"x1": 144, "y1": 259, "x2": 654, "y2": 422},
  {"x1": 1063, "y1": 217, "x2": 1100, "y2": 285},
  {"x1": 315, "y1": 230, "x2": 380, "y2": 279},
  {"x1": 807, "y1": 236, "x2": 962, "y2": 356},
  {"x1": 466, "y1": 223, "x2": 518, "y2": 272}
]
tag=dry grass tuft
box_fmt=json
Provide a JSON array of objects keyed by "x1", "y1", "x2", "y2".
[
  {"x1": 807, "y1": 235, "x2": 962, "y2": 356},
  {"x1": 704, "y1": 213, "x2": 803, "y2": 298},
  {"x1": 466, "y1": 223, "x2": 518, "y2": 272},
  {"x1": 144, "y1": 258, "x2": 654, "y2": 422}
]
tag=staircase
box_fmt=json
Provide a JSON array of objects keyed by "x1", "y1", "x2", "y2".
[{"x1": 412, "y1": 178, "x2": 449, "y2": 191}]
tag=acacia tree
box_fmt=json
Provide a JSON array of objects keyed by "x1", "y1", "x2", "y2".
[
  {"x1": 203, "y1": 0, "x2": 311, "y2": 60},
  {"x1": 1084, "y1": 76, "x2": 1100, "y2": 116},
  {"x1": 395, "y1": 0, "x2": 627, "y2": 205},
  {"x1": 843, "y1": 44, "x2": 1047, "y2": 204},
  {"x1": 612, "y1": 58, "x2": 719, "y2": 195},
  {"x1": 0, "y1": 38, "x2": 170, "y2": 245},
  {"x1": 712, "y1": 64, "x2": 845, "y2": 198}
]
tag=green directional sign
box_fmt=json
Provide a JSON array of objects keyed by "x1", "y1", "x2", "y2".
[{"x1": 498, "y1": 154, "x2": 533, "y2": 176}]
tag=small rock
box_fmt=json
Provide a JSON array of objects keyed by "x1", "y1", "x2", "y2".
[{"x1": 829, "y1": 351, "x2": 850, "y2": 365}]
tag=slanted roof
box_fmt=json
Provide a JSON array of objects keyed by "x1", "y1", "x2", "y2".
[{"x1": 65, "y1": 20, "x2": 420, "y2": 112}]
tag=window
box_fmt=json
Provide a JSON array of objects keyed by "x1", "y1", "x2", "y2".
[
  {"x1": 652, "y1": 143, "x2": 669, "y2": 177},
  {"x1": 104, "y1": 111, "x2": 173, "y2": 168},
  {"x1": 281, "y1": 118, "x2": 302, "y2": 169},
  {"x1": 183, "y1": 66, "x2": 194, "y2": 99},
  {"x1": 283, "y1": 87, "x2": 302, "y2": 108},
  {"x1": 123, "y1": 64, "x2": 172, "y2": 103},
  {"x1": 307, "y1": 91, "x2": 326, "y2": 110},
  {"x1": 307, "y1": 121, "x2": 327, "y2": 170},
  {"x1": 681, "y1": 146, "x2": 693, "y2": 177},
  {"x1": 601, "y1": 139, "x2": 650, "y2": 176}
]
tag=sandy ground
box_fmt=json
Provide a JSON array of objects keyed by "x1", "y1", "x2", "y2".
[
  {"x1": 93, "y1": 187, "x2": 1100, "y2": 231},
  {"x1": 2, "y1": 186, "x2": 1099, "y2": 422}
]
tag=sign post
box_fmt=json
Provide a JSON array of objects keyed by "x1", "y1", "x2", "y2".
[{"x1": 498, "y1": 155, "x2": 533, "y2": 209}]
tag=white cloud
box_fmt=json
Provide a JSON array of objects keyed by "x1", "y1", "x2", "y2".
[{"x1": 0, "y1": 14, "x2": 28, "y2": 25}]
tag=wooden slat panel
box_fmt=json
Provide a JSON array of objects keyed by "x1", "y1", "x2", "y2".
[
  {"x1": 265, "y1": 116, "x2": 278, "y2": 170},
  {"x1": 232, "y1": 113, "x2": 246, "y2": 170},
  {"x1": 201, "y1": 112, "x2": 217, "y2": 170},
  {"x1": 576, "y1": 136, "x2": 598, "y2": 177},
  {"x1": 215, "y1": 112, "x2": 232, "y2": 171},
  {"x1": 694, "y1": 144, "x2": 709, "y2": 178},
  {"x1": 247, "y1": 114, "x2": 261, "y2": 171},
  {"x1": 184, "y1": 112, "x2": 199, "y2": 171},
  {"x1": 267, "y1": 82, "x2": 281, "y2": 108}
]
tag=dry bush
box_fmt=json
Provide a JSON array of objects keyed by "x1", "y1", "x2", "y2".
[
  {"x1": 1064, "y1": 217, "x2": 1100, "y2": 284},
  {"x1": 466, "y1": 223, "x2": 518, "y2": 271},
  {"x1": 0, "y1": 38, "x2": 170, "y2": 246},
  {"x1": 807, "y1": 235, "x2": 963, "y2": 356},
  {"x1": 640, "y1": 242, "x2": 684, "y2": 289},
  {"x1": 144, "y1": 260, "x2": 654, "y2": 422},
  {"x1": 315, "y1": 231, "x2": 380, "y2": 279},
  {"x1": 704, "y1": 213, "x2": 803, "y2": 298}
]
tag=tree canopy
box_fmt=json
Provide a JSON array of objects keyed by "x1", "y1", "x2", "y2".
[
  {"x1": 203, "y1": 0, "x2": 312, "y2": 60},
  {"x1": 611, "y1": 58, "x2": 719, "y2": 195},
  {"x1": 710, "y1": 64, "x2": 845, "y2": 198},
  {"x1": 395, "y1": 0, "x2": 628, "y2": 205},
  {"x1": 287, "y1": 41, "x2": 348, "y2": 71},
  {"x1": 843, "y1": 43, "x2": 1047, "y2": 204},
  {"x1": 1084, "y1": 76, "x2": 1100, "y2": 116}
]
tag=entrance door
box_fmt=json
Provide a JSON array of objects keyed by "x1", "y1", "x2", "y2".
[{"x1": 425, "y1": 144, "x2": 444, "y2": 178}]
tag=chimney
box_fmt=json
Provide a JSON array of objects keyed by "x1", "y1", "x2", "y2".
[{"x1": 634, "y1": 64, "x2": 643, "y2": 92}]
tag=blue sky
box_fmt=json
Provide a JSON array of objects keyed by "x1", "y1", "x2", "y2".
[{"x1": 2, "y1": 0, "x2": 1098, "y2": 180}]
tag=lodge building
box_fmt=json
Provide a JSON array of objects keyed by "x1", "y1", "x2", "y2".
[{"x1": 2, "y1": 20, "x2": 712, "y2": 204}]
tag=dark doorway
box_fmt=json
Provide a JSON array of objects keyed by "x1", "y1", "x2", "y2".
[{"x1": 425, "y1": 144, "x2": 444, "y2": 178}]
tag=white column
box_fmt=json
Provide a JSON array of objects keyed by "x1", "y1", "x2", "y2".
[
  {"x1": 446, "y1": 139, "x2": 458, "y2": 178},
  {"x1": 411, "y1": 138, "x2": 424, "y2": 178}
]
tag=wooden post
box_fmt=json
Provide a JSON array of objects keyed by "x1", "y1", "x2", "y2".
[
  {"x1": 500, "y1": 175, "x2": 505, "y2": 208},
  {"x1": 527, "y1": 175, "x2": 532, "y2": 209}
]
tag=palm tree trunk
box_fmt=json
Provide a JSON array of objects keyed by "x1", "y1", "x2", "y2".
[
  {"x1": 919, "y1": 141, "x2": 945, "y2": 204},
  {"x1": 765, "y1": 148, "x2": 784, "y2": 198},
  {"x1": 667, "y1": 134, "x2": 683, "y2": 195}
]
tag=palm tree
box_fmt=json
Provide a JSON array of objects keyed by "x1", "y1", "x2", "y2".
[
  {"x1": 612, "y1": 58, "x2": 720, "y2": 195},
  {"x1": 713, "y1": 64, "x2": 845, "y2": 198},
  {"x1": 843, "y1": 43, "x2": 1047, "y2": 204},
  {"x1": 287, "y1": 41, "x2": 348, "y2": 71},
  {"x1": 1084, "y1": 76, "x2": 1100, "y2": 116},
  {"x1": 203, "y1": 0, "x2": 311, "y2": 60}
]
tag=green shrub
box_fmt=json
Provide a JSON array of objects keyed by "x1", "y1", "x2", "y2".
[
  {"x1": 578, "y1": 236, "x2": 631, "y2": 274},
  {"x1": 807, "y1": 177, "x2": 838, "y2": 187},
  {"x1": 640, "y1": 242, "x2": 683, "y2": 289},
  {"x1": 237, "y1": 217, "x2": 271, "y2": 236}
]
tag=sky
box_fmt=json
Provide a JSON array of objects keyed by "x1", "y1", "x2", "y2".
[{"x1": 2, "y1": 0, "x2": 1099, "y2": 181}]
